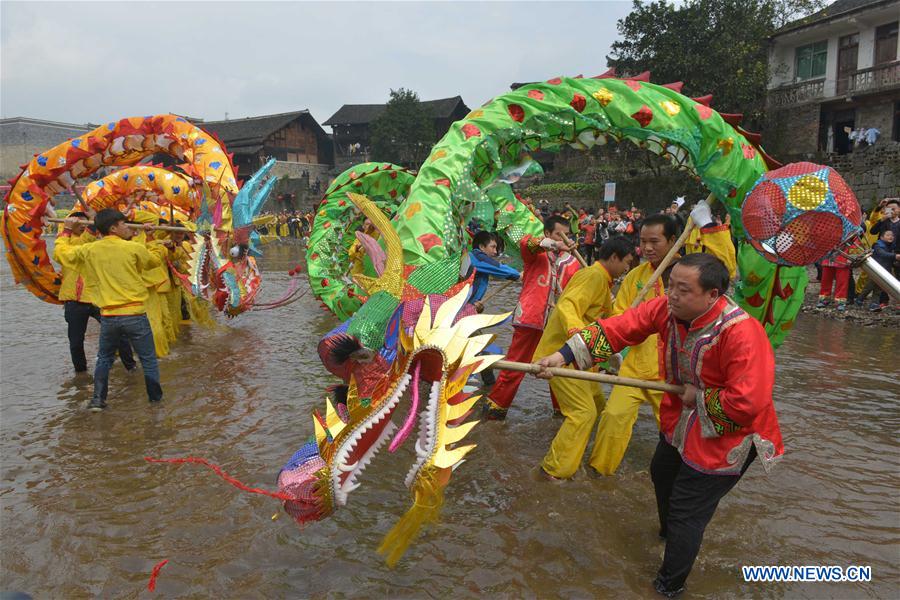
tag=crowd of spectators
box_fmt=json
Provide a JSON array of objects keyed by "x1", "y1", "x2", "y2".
[
  {"x1": 517, "y1": 197, "x2": 727, "y2": 266},
  {"x1": 256, "y1": 210, "x2": 314, "y2": 240}
]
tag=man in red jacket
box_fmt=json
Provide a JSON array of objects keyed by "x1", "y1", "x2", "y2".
[
  {"x1": 483, "y1": 215, "x2": 580, "y2": 420},
  {"x1": 537, "y1": 253, "x2": 782, "y2": 597}
]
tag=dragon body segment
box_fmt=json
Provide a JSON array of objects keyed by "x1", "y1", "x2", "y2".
[
  {"x1": 82, "y1": 165, "x2": 198, "y2": 216},
  {"x1": 1, "y1": 115, "x2": 274, "y2": 316},
  {"x1": 307, "y1": 163, "x2": 417, "y2": 319}
]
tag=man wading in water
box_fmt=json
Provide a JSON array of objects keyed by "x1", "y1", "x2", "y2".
[
  {"x1": 57, "y1": 209, "x2": 165, "y2": 410},
  {"x1": 537, "y1": 253, "x2": 783, "y2": 597}
]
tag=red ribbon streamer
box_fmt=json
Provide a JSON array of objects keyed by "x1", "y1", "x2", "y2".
[
  {"x1": 147, "y1": 559, "x2": 169, "y2": 592},
  {"x1": 144, "y1": 456, "x2": 296, "y2": 501}
]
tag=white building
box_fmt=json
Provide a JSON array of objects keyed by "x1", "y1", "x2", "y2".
[{"x1": 767, "y1": 0, "x2": 899, "y2": 155}]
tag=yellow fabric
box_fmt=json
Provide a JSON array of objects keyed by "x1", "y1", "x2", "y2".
[
  {"x1": 188, "y1": 296, "x2": 217, "y2": 328},
  {"x1": 612, "y1": 261, "x2": 663, "y2": 380},
  {"x1": 857, "y1": 208, "x2": 883, "y2": 293},
  {"x1": 144, "y1": 242, "x2": 172, "y2": 293},
  {"x1": 534, "y1": 263, "x2": 613, "y2": 359},
  {"x1": 128, "y1": 204, "x2": 159, "y2": 225},
  {"x1": 164, "y1": 239, "x2": 192, "y2": 338},
  {"x1": 685, "y1": 226, "x2": 737, "y2": 278},
  {"x1": 536, "y1": 263, "x2": 614, "y2": 479},
  {"x1": 143, "y1": 242, "x2": 177, "y2": 356},
  {"x1": 145, "y1": 287, "x2": 171, "y2": 357},
  {"x1": 163, "y1": 287, "x2": 182, "y2": 340},
  {"x1": 590, "y1": 385, "x2": 662, "y2": 475},
  {"x1": 53, "y1": 231, "x2": 96, "y2": 303},
  {"x1": 541, "y1": 375, "x2": 607, "y2": 478},
  {"x1": 54, "y1": 234, "x2": 161, "y2": 316}
]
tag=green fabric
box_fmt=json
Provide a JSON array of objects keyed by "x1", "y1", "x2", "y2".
[
  {"x1": 306, "y1": 163, "x2": 415, "y2": 320},
  {"x1": 310, "y1": 76, "x2": 807, "y2": 348},
  {"x1": 394, "y1": 77, "x2": 768, "y2": 275},
  {"x1": 346, "y1": 290, "x2": 400, "y2": 351},
  {"x1": 733, "y1": 242, "x2": 808, "y2": 348}
]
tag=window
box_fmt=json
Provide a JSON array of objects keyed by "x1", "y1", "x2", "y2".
[
  {"x1": 795, "y1": 41, "x2": 828, "y2": 80},
  {"x1": 840, "y1": 33, "x2": 859, "y2": 48},
  {"x1": 875, "y1": 22, "x2": 898, "y2": 65}
]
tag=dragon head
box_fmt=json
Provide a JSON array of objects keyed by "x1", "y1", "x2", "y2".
[
  {"x1": 187, "y1": 159, "x2": 276, "y2": 316},
  {"x1": 277, "y1": 285, "x2": 506, "y2": 564},
  {"x1": 278, "y1": 192, "x2": 507, "y2": 564}
]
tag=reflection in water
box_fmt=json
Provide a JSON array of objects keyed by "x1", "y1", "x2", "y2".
[{"x1": 1, "y1": 243, "x2": 898, "y2": 598}]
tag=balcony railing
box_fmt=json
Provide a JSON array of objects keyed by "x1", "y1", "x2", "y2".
[
  {"x1": 767, "y1": 78, "x2": 825, "y2": 108},
  {"x1": 845, "y1": 61, "x2": 900, "y2": 95}
]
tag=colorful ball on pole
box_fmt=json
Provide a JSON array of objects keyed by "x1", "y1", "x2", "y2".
[{"x1": 741, "y1": 162, "x2": 862, "y2": 267}]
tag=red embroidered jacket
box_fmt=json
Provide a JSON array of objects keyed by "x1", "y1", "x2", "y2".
[
  {"x1": 565, "y1": 295, "x2": 783, "y2": 475},
  {"x1": 512, "y1": 235, "x2": 580, "y2": 330}
]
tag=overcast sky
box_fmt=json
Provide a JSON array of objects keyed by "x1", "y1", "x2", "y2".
[{"x1": 1, "y1": 0, "x2": 632, "y2": 126}]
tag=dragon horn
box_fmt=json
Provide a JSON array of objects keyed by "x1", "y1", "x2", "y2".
[{"x1": 345, "y1": 192, "x2": 404, "y2": 298}]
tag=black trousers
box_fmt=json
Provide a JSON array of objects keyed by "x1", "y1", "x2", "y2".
[
  {"x1": 64, "y1": 301, "x2": 135, "y2": 372},
  {"x1": 650, "y1": 434, "x2": 756, "y2": 593}
]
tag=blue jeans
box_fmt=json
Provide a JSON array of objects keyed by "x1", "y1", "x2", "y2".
[
  {"x1": 93, "y1": 314, "x2": 162, "y2": 403},
  {"x1": 64, "y1": 301, "x2": 134, "y2": 372}
]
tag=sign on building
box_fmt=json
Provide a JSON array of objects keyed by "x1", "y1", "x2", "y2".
[{"x1": 603, "y1": 182, "x2": 616, "y2": 204}]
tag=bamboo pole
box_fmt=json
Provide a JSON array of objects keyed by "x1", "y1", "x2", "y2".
[
  {"x1": 47, "y1": 217, "x2": 192, "y2": 233},
  {"x1": 630, "y1": 192, "x2": 716, "y2": 308},
  {"x1": 479, "y1": 279, "x2": 518, "y2": 304},
  {"x1": 563, "y1": 234, "x2": 589, "y2": 268},
  {"x1": 491, "y1": 359, "x2": 684, "y2": 394}
]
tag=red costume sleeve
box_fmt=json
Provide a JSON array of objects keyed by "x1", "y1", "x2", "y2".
[
  {"x1": 565, "y1": 296, "x2": 668, "y2": 369},
  {"x1": 599, "y1": 296, "x2": 669, "y2": 350},
  {"x1": 701, "y1": 321, "x2": 774, "y2": 434},
  {"x1": 519, "y1": 235, "x2": 538, "y2": 264}
]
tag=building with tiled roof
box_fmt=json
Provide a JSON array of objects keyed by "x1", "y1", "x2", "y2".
[
  {"x1": 324, "y1": 96, "x2": 469, "y2": 160},
  {"x1": 766, "y1": 0, "x2": 899, "y2": 156}
]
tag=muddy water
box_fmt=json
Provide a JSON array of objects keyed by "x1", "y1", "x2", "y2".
[{"x1": 1, "y1": 243, "x2": 898, "y2": 598}]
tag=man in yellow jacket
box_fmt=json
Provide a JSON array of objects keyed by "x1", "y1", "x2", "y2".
[
  {"x1": 53, "y1": 211, "x2": 135, "y2": 374},
  {"x1": 591, "y1": 205, "x2": 736, "y2": 475},
  {"x1": 535, "y1": 237, "x2": 636, "y2": 479},
  {"x1": 58, "y1": 209, "x2": 164, "y2": 410}
]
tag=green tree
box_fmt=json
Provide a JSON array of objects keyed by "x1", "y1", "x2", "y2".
[
  {"x1": 606, "y1": 0, "x2": 825, "y2": 128},
  {"x1": 370, "y1": 88, "x2": 435, "y2": 168}
]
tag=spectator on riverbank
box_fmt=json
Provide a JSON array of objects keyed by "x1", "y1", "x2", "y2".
[
  {"x1": 869, "y1": 198, "x2": 900, "y2": 242},
  {"x1": 579, "y1": 216, "x2": 596, "y2": 265},
  {"x1": 857, "y1": 229, "x2": 896, "y2": 311},
  {"x1": 817, "y1": 253, "x2": 852, "y2": 312}
]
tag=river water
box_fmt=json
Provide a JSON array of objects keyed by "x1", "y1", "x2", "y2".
[{"x1": 1, "y1": 243, "x2": 898, "y2": 598}]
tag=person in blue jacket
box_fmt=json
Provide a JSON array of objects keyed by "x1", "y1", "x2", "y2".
[
  {"x1": 469, "y1": 230, "x2": 521, "y2": 313},
  {"x1": 466, "y1": 230, "x2": 520, "y2": 388},
  {"x1": 857, "y1": 229, "x2": 896, "y2": 311}
]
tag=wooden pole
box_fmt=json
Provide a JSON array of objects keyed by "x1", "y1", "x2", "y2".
[
  {"x1": 563, "y1": 234, "x2": 590, "y2": 268},
  {"x1": 47, "y1": 217, "x2": 192, "y2": 233},
  {"x1": 629, "y1": 192, "x2": 716, "y2": 308},
  {"x1": 479, "y1": 279, "x2": 518, "y2": 304},
  {"x1": 67, "y1": 185, "x2": 92, "y2": 215},
  {"x1": 491, "y1": 359, "x2": 684, "y2": 394}
]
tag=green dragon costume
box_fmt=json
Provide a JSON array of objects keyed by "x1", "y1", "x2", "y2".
[{"x1": 278, "y1": 71, "x2": 820, "y2": 565}]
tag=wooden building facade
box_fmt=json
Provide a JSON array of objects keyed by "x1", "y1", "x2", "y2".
[{"x1": 202, "y1": 111, "x2": 334, "y2": 178}]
